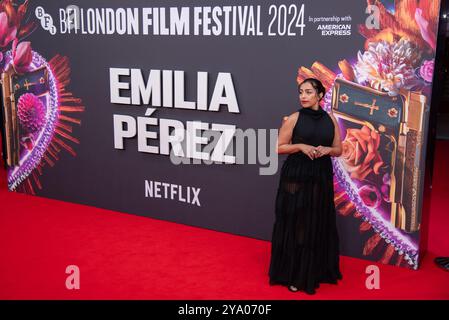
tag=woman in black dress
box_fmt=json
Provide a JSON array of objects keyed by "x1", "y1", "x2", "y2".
[{"x1": 269, "y1": 78, "x2": 343, "y2": 295}]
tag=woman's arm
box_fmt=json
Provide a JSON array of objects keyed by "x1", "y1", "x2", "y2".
[
  {"x1": 329, "y1": 113, "x2": 342, "y2": 157},
  {"x1": 277, "y1": 113, "x2": 315, "y2": 160},
  {"x1": 277, "y1": 112, "x2": 300, "y2": 154}
]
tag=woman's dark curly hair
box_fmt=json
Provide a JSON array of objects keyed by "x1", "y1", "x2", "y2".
[{"x1": 297, "y1": 78, "x2": 326, "y2": 101}]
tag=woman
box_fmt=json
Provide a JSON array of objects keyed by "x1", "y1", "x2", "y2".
[{"x1": 269, "y1": 78, "x2": 343, "y2": 295}]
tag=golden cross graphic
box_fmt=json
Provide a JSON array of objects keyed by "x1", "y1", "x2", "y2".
[
  {"x1": 23, "y1": 79, "x2": 36, "y2": 90},
  {"x1": 354, "y1": 99, "x2": 379, "y2": 115}
]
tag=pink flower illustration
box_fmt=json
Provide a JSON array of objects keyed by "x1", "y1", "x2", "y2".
[
  {"x1": 420, "y1": 59, "x2": 434, "y2": 83},
  {"x1": 415, "y1": 8, "x2": 436, "y2": 51},
  {"x1": 0, "y1": 11, "x2": 17, "y2": 47},
  {"x1": 17, "y1": 93, "x2": 46, "y2": 134},
  {"x1": 12, "y1": 39, "x2": 32, "y2": 73}
]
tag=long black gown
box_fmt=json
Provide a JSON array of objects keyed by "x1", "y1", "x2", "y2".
[{"x1": 269, "y1": 106, "x2": 342, "y2": 295}]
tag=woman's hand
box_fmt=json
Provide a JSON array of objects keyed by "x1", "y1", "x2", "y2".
[
  {"x1": 314, "y1": 146, "x2": 332, "y2": 158},
  {"x1": 299, "y1": 144, "x2": 317, "y2": 160}
]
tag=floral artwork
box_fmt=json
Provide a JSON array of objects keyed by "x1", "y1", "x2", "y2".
[
  {"x1": 296, "y1": 0, "x2": 440, "y2": 269},
  {"x1": 354, "y1": 38, "x2": 422, "y2": 95},
  {"x1": 341, "y1": 126, "x2": 384, "y2": 181},
  {"x1": 1, "y1": 0, "x2": 85, "y2": 194}
]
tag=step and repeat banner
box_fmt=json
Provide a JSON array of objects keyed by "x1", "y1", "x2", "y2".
[{"x1": 1, "y1": 0, "x2": 442, "y2": 269}]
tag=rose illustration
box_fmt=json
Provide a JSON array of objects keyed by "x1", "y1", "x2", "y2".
[
  {"x1": 341, "y1": 125, "x2": 384, "y2": 181},
  {"x1": 420, "y1": 59, "x2": 434, "y2": 83}
]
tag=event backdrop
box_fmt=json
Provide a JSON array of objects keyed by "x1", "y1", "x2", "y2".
[{"x1": 1, "y1": 0, "x2": 442, "y2": 269}]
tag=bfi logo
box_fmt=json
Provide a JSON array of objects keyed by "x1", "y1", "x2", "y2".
[{"x1": 36, "y1": 5, "x2": 80, "y2": 35}]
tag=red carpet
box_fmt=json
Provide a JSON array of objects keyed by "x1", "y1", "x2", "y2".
[{"x1": 0, "y1": 142, "x2": 448, "y2": 300}]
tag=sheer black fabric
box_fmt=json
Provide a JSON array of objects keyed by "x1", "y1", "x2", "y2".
[{"x1": 269, "y1": 106, "x2": 342, "y2": 295}]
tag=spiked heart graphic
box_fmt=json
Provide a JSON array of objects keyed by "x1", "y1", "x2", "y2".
[{"x1": 3, "y1": 51, "x2": 84, "y2": 194}]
